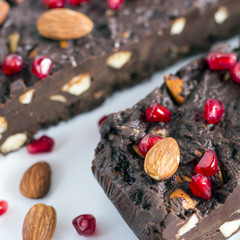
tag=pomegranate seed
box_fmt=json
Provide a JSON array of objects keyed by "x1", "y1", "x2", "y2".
[
  {"x1": 206, "y1": 52, "x2": 237, "y2": 70},
  {"x1": 145, "y1": 103, "x2": 172, "y2": 122},
  {"x1": 98, "y1": 115, "x2": 108, "y2": 126},
  {"x1": 42, "y1": 0, "x2": 66, "y2": 8},
  {"x1": 72, "y1": 214, "x2": 96, "y2": 236},
  {"x1": 203, "y1": 99, "x2": 225, "y2": 124},
  {"x1": 27, "y1": 135, "x2": 54, "y2": 154},
  {"x1": 2, "y1": 54, "x2": 23, "y2": 75},
  {"x1": 0, "y1": 200, "x2": 8, "y2": 216},
  {"x1": 32, "y1": 56, "x2": 53, "y2": 79},
  {"x1": 190, "y1": 174, "x2": 212, "y2": 200},
  {"x1": 107, "y1": 0, "x2": 124, "y2": 10},
  {"x1": 195, "y1": 150, "x2": 218, "y2": 176},
  {"x1": 138, "y1": 134, "x2": 163, "y2": 157},
  {"x1": 69, "y1": 0, "x2": 90, "y2": 5},
  {"x1": 229, "y1": 62, "x2": 240, "y2": 83}
]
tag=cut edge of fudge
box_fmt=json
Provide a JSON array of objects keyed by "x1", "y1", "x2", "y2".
[{"x1": 92, "y1": 44, "x2": 240, "y2": 240}]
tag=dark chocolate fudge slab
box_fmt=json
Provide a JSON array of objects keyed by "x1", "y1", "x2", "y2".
[
  {"x1": 92, "y1": 46, "x2": 240, "y2": 239},
  {"x1": 0, "y1": 0, "x2": 240, "y2": 154}
]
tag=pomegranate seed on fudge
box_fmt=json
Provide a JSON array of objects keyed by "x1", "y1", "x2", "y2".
[
  {"x1": 2, "y1": 54, "x2": 23, "y2": 75},
  {"x1": 195, "y1": 150, "x2": 218, "y2": 176},
  {"x1": 145, "y1": 103, "x2": 172, "y2": 122},
  {"x1": 31, "y1": 56, "x2": 53, "y2": 79},
  {"x1": 203, "y1": 99, "x2": 225, "y2": 124},
  {"x1": 207, "y1": 52, "x2": 237, "y2": 70},
  {"x1": 42, "y1": 0, "x2": 66, "y2": 8}
]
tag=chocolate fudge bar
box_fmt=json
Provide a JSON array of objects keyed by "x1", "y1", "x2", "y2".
[
  {"x1": 92, "y1": 45, "x2": 240, "y2": 239},
  {"x1": 0, "y1": 0, "x2": 240, "y2": 154}
]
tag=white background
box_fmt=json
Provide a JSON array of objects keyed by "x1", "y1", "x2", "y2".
[{"x1": 0, "y1": 37, "x2": 239, "y2": 240}]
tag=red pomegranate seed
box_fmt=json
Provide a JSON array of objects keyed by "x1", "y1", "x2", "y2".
[
  {"x1": 107, "y1": 0, "x2": 124, "y2": 10},
  {"x1": 138, "y1": 134, "x2": 163, "y2": 156},
  {"x1": 203, "y1": 99, "x2": 225, "y2": 124},
  {"x1": 195, "y1": 150, "x2": 218, "y2": 176},
  {"x1": 190, "y1": 174, "x2": 212, "y2": 199},
  {"x1": 42, "y1": 0, "x2": 66, "y2": 8},
  {"x1": 72, "y1": 214, "x2": 96, "y2": 236},
  {"x1": 2, "y1": 54, "x2": 23, "y2": 75},
  {"x1": 69, "y1": 0, "x2": 90, "y2": 5},
  {"x1": 145, "y1": 103, "x2": 172, "y2": 122},
  {"x1": 32, "y1": 56, "x2": 53, "y2": 79},
  {"x1": 27, "y1": 135, "x2": 54, "y2": 154},
  {"x1": 229, "y1": 62, "x2": 240, "y2": 83},
  {"x1": 98, "y1": 115, "x2": 108, "y2": 126},
  {"x1": 206, "y1": 52, "x2": 237, "y2": 70},
  {"x1": 0, "y1": 200, "x2": 8, "y2": 216}
]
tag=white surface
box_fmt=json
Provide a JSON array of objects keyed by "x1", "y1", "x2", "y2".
[{"x1": 0, "y1": 37, "x2": 239, "y2": 240}]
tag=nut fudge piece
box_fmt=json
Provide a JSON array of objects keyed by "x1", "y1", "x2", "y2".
[
  {"x1": 92, "y1": 46, "x2": 240, "y2": 239},
  {"x1": 0, "y1": 0, "x2": 240, "y2": 154}
]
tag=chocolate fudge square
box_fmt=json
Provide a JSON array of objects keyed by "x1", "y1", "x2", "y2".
[
  {"x1": 0, "y1": 0, "x2": 240, "y2": 154},
  {"x1": 92, "y1": 46, "x2": 240, "y2": 239}
]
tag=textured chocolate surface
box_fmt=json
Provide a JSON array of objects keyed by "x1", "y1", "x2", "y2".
[
  {"x1": 0, "y1": 0, "x2": 240, "y2": 154},
  {"x1": 92, "y1": 46, "x2": 240, "y2": 239}
]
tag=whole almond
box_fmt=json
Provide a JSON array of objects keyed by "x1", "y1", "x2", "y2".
[
  {"x1": 22, "y1": 203, "x2": 56, "y2": 240},
  {"x1": 165, "y1": 75, "x2": 186, "y2": 104},
  {"x1": 144, "y1": 137, "x2": 180, "y2": 181},
  {"x1": 20, "y1": 161, "x2": 51, "y2": 199},
  {"x1": 37, "y1": 8, "x2": 94, "y2": 40},
  {"x1": 0, "y1": 1, "x2": 10, "y2": 25}
]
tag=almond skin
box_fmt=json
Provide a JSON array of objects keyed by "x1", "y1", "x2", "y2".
[
  {"x1": 170, "y1": 188, "x2": 197, "y2": 210},
  {"x1": 165, "y1": 75, "x2": 186, "y2": 104},
  {"x1": 22, "y1": 203, "x2": 56, "y2": 240},
  {"x1": 37, "y1": 8, "x2": 94, "y2": 40},
  {"x1": 144, "y1": 137, "x2": 180, "y2": 181},
  {"x1": 20, "y1": 161, "x2": 51, "y2": 199},
  {"x1": 0, "y1": 1, "x2": 10, "y2": 25}
]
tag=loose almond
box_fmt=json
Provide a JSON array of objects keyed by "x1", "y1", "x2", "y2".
[
  {"x1": 22, "y1": 203, "x2": 56, "y2": 240},
  {"x1": 0, "y1": 1, "x2": 10, "y2": 25},
  {"x1": 170, "y1": 188, "x2": 197, "y2": 210},
  {"x1": 144, "y1": 137, "x2": 180, "y2": 180},
  {"x1": 165, "y1": 75, "x2": 186, "y2": 104},
  {"x1": 20, "y1": 161, "x2": 51, "y2": 199},
  {"x1": 37, "y1": 9, "x2": 94, "y2": 40}
]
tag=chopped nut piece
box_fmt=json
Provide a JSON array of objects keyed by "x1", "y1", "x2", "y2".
[
  {"x1": 1, "y1": 133, "x2": 27, "y2": 153},
  {"x1": 170, "y1": 189, "x2": 197, "y2": 210},
  {"x1": 214, "y1": 7, "x2": 229, "y2": 24},
  {"x1": 62, "y1": 73, "x2": 91, "y2": 96},
  {"x1": 219, "y1": 219, "x2": 240, "y2": 238},
  {"x1": 19, "y1": 89, "x2": 35, "y2": 104},
  {"x1": 28, "y1": 47, "x2": 39, "y2": 59},
  {"x1": 170, "y1": 17, "x2": 186, "y2": 35},
  {"x1": 50, "y1": 95, "x2": 67, "y2": 103},
  {"x1": 176, "y1": 214, "x2": 198, "y2": 238},
  {"x1": 60, "y1": 40, "x2": 68, "y2": 49},
  {"x1": 150, "y1": 128, "x2": 168, "y2": 138},
  {"x1": 106, "y1": 51, "x2": 132, "y2": 69},
  {"x1": 176, "y1": 175, "x2": 192, "y2": 183},
  {"x1": 165, "y1": 75, "x2": 186, "y2": 104},
  {"x1": 8, "y1": 33, "x2": 20, "y2": 53},
  {"x1": 0, "y1": 116, "x2": 8, "y2": 134},
  {"x1": 144, "y1": 137, "x2": 180, "y2": 181},
  {"x1": 133, "y1": 145, "x2": 144, "y2": 158}
]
